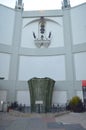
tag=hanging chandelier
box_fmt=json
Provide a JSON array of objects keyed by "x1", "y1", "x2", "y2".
[{"x1": 33, "y1": 17, "x2": 51, "y2": 48}]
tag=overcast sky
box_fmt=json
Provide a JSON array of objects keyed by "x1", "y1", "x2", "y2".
[{"x1": 0, "y1": 0, "x2": 86, "y2": 10}]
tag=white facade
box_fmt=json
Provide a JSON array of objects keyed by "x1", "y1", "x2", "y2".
[
  {"x1": 0, "y1": 2, "x2": 86, "y2": 106},
  {"x1": 21, "y1": 17, "x2": 64, "y2": 48},
  {"x1": 18, "y1": 55, "x2": 65, "y2": 81},
  {"x1": 0, "y1": 5, "x2": 15, "y2": 45}
]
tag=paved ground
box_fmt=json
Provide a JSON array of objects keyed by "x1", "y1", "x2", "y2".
[
  {"x1": 55, "y1": 112, "x2": 86, "y2": 129},
  {"x1": 0, "y1": 111, "x2": 86, "y2": 130}
]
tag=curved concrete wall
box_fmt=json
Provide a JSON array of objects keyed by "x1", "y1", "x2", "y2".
[
  {"x1": 71, "y1": 4, "x2": 86, "y2": 45},
  {"x1": 0, "y1": 3, "x2": 86, "y2": 105},
  {"x1": 0, "y1": 5, "x2": 15, "y2": 45},
  {"x1": 21, "y1": 17, "x2": 64, "y2": 48}
]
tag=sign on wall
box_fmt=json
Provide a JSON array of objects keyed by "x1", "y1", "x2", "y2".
[{"x1": 82, "y1": 80, "x2": 86, "y2": 108}]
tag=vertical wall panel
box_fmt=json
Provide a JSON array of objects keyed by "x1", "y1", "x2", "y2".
[
  {"x1": 76, "y1": 91, "x2": 83, "y2": 102},
  {"x1": 0, "y1": 90, "x2": 7, "y2": 111},
  {"x1": 0, "y1": 53, "x2": 10, "y2": 80},
  {"x1": 0, "y1": 5, "x2": 15, "y2": 45},
  {"x1": 71, "y1": 4, "x2": 86, "y2": 45},
  {"x1": 18, "y1": 55, "x2": 66, "y2": 81},
  {"x1": 52, "y1": 91, "x2": 67, "y2": 104},
  {"x1": 74, "y1": 52, "x2": 86, "y2": 80},
  {"x1": 17, "y1": 91, "x2": 30, "y2": 106}
]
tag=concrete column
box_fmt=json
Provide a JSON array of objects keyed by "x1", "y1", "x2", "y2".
[
  {"x1": 8, "y1": 10, "x2": 22, "y2": 101},
  {"x1": 63, "y1": 8, "x2": 76, "y2": 98},
  {"x1": 9, "y1": 10, "x2": 22, "y2": 80}
]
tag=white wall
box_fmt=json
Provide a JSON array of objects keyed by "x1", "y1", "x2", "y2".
[
  {"x1": 0, "y1": 53, "x2": 10, "y2": 80},
  {"x1": 76, "y1": 91, "x2": 83, "y2": 102},
  {"x1": 21, "y1": 17, "x2": 64, "y2": 48},
  {"x1": 46, "y1": 17, "x2": 64, "y2": 47},
  {"x1": 52, "y1": 91, "x2": 67, "y2": 104},
  {"x1": 21, "y1": 18, "x2": 38, "y2": 48},
  {"x1": 0, "y1": 90, "x2": 7, "y2": 111},
  {"x1": 0, "y1": 5, "x2": 15, "y2": 45},
  {"x1": 71, "y1": 4, "x2": 86, "y2": 45},
  {"x1": 18, "y1": 55, "x2": 66, "y2": 81},
  {"x1": 17, "y1": 91, "x2": 30, "y2": 106},
  {"x1": 74, "y1": 52, "x2": 86, "y2": 80},
  {"x1": 16, "y1": 90, "x2": 68, "y2": 106}
]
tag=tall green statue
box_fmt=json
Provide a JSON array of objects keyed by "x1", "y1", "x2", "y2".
[{"x1": 28, "y1": 77, "x2": 55, "y2": 112}]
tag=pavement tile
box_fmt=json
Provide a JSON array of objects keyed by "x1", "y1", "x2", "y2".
[
  {"x1": 64, "y1": 124, "x2": 86, "y2": 130},
  {"x1": 42, "y1": 117, "x2": 55, "y2": 122},
  {"x1": 0, "y1": 126, "x2": 6, "y2": 130},
  {"x1": 0, "y1": 112, "x2": 86, "y2": 130},
  {"x1": 5, "y1": 118, "x2": 29, "y2": 130},
  {"x1": 0, "y1": 120, "x2": 13, "y2": 126},
  {"x1": 47, "y1": 122, "x2": 64, "y2": 129},
  {"x1": 47, "y1": 128, "x2": 66, "y2": 130}
]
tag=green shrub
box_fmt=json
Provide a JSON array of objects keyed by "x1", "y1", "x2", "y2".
[
  {"x1": 69, "y1": 96, "x2": 81, "y2": 106},
  {"x1": 69, "y1": 96, "x2": 84, "y2": 112}
]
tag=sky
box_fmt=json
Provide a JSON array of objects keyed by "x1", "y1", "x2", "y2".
[{"x1": 0, "y1": 0, "x2": 86, "y2": 10}]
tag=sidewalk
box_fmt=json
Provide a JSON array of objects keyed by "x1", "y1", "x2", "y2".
[
  {"x1": 55, "y1": 112, "x2": 86, "y2": 129},
  {"x1": 0, "y1": 111, "x2": 86, "y2": 130}
]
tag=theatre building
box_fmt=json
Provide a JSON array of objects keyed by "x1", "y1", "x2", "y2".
[{"x1": 0, "y1": 0, "x2": 86, "y2": 111}]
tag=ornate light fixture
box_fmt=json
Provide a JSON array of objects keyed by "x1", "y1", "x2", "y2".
[{"x1": 33, "y1": 17, "x2": 51, "y2": 48}]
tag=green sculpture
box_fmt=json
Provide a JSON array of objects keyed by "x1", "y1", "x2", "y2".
[{"x1": 28, "y1": 77, "x2": 55, "y2": 112}]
